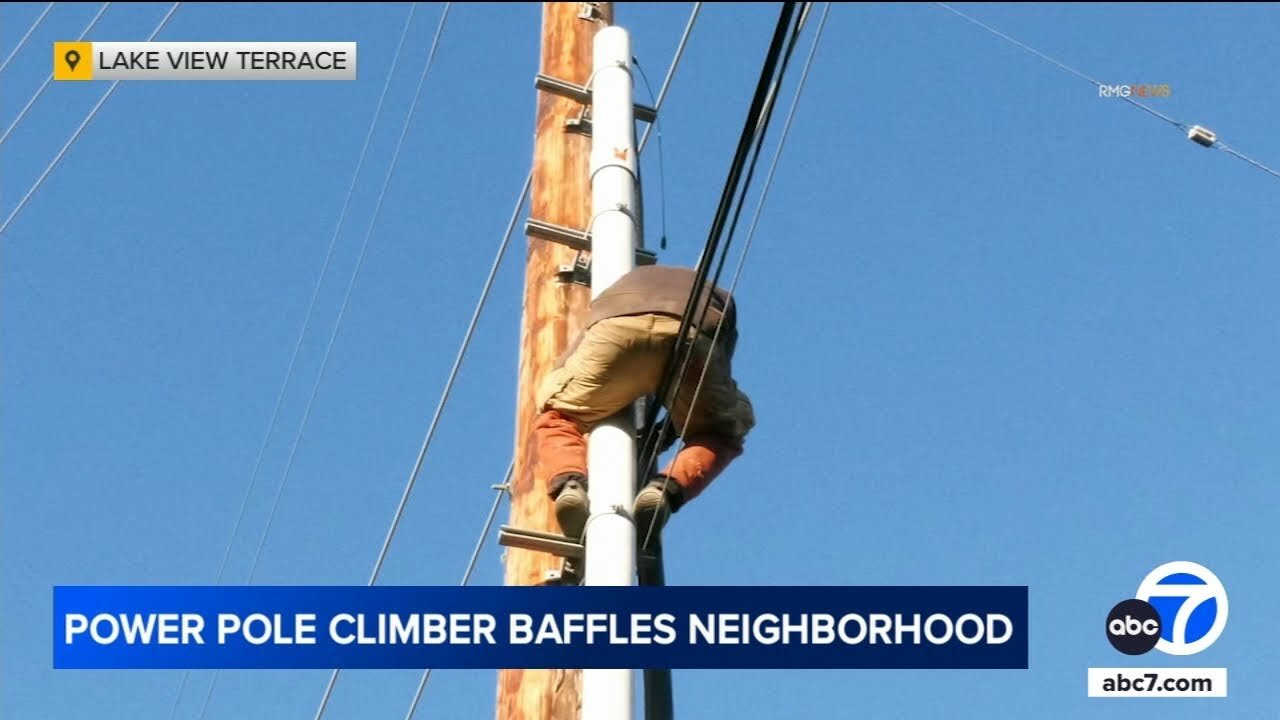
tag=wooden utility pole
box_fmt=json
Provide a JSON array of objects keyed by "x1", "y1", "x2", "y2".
[{"x1": 498, "y1": 3, "x2": 613, "y2": 720}]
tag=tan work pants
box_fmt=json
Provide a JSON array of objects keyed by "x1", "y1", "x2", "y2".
[{"x1": 533, "y1": 314, "x2": 754, "y2": 504}]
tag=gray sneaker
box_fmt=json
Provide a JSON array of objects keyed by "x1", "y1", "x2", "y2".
[
  {"x1": 554, "y1": 477, "x2": 589, "y2": 541},
  {"x1": 633, "y1": 478, "x2": 681, "y2": 546}
]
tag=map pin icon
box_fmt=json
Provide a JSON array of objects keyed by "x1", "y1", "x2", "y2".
[{"x1": 65, "y1": 49, "x2": 81, "y2": 71}]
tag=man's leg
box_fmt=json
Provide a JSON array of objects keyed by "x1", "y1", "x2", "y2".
[
  {"x1": 530, "y1": 406, "x2": 590, "y2": 538},
  {"x1": 533, "y1": 315, "x2": 667, "y2": 540},
  {"x1": 634, "y1": 320, "x2": 755, "y2": 543},
  {"x1": 659, "y1": 432, "x2": 745, "y2": 504}
]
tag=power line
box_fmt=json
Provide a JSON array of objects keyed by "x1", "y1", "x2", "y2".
[
  {"x1": 0, "y1": 2, "x2": 54, "y2": 75},
  {"x1": 739, "y1": 3, "x2": 830, "y2": 274},
  {"x1": 241, "y1": 0, "x2": 453, "y2": 589},
  {"x1": 636, "y1": 1, "x2": 807, "y2": 523},
  {"x1": 637, "y1": 2, "x2": 700, "y2": 154},
  {"x1": 656, "y1": 2, "x2": 831, "y2": 550},
  {"x1": 736, "y1": 3, "x2": 829, "y2": 298},
  {"x1": 166, "y1": 5, "x2": 421, "y2": 719},
  {"x1": 217, "y1": 0, "x2": 420, "y2": 591},
  {"x1": 0, "y1": 2, "x2": 180, "y2": 239},
  {"x1": 632, "y1": 1, "x2": 703, "y2": 252},
  {"x1": 309, "y1": 164, "x2": 528, "y2": 720},
  {"x1": 295, "y1": 3, "x2": 543, "y2": 715},
  {"x1": 197, "y1": 3, "x2": 452, "y2": 718},
  {"x1": 458, "y1": 469, "x2": 513, "y2": 590},
  {"x1": 363, "y1": 176, "x2": 528, "y2": 592},
  {"x1": 637, "y1": 0, "x2": 804, "y2": 469},
  {"x1": 633, "y1": 2, "x2": 701, "y2": 252},
  {"x1": 934, "y1": 2, "x2": 1185, "y2": 129},
  {"x1": 402, "y1": 464, "x2": 512, "y2": 720},
  {"x1": 640, "y1": 2, "x2": 827, "y2": 552},
  {"x1": 1218, "y1": 141, "x2": 1280, "y2": 182},
  {"x1": 933, "y1": 2, "x2": 1280, "y2": 183},
  {"x1": 0, "y1": 3, "x2": 112, "y2": 147},
  {"x1": 633, "y1": 60, "x2": 670, "y2": 249}
]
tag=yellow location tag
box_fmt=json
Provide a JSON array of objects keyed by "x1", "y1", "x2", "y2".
[{"x1": 54, "y1": 42, "x2": 93, "y2": 81}]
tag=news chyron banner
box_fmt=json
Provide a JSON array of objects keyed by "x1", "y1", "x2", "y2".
[
  {"x1": 53, "y1": 42, "x2": 355, "y2": 81},
  {"x1": 54, "y1": 586, "x2": 1027, "y2": 670}
]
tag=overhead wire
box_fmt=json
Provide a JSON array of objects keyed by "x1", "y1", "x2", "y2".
[
  {"x1": 1217, "y1": 142, "x2": 1280, "y2": 182},
  {"x1": 935, "y1": 2, "x2": 1186, "y2": 131},
  {"x1": 0, "y1": 2, "x2": 54, "y2": 75},
  {"x1": 638, "y1": 2, "x2": 700, "y2": 154},
  {"x1": 933, "y1": 2, "x2": 1280, "y2": 182},
  {"x1": 357, "y1": 174, "x2": 529, "y2": 597},
  {"x1": 310, "y1": 172, "x2": 528, "y2": 720},
  {"x1": 637, "y1": 0, "x2": 804, "y2": 465},
  {"x1": 642, "y1": 2, "x2": 829, "y2": 551},
  {"x1": 194, "y1": 1, "x2": 455, "y2": 712},
  {"x1": 401, "y1": 463, "x2": 512, "y2": 720},
  {"x1": 213, "y1": 0, "x2": 420, "y2": 592},
  {"x1": 165, "y1": 4, "x2": 421, "y2": 719},
  {"x1": 633, "y1": 59, "x2": 669, "y2": 250},
  {"x1": 1, "y1": 2, "x2": 112, "y2": 147},
  {"x1": 632, "y1": 0, "x2": 702, "y2": 251},
  {"x1": 0, "y1": 2, "x2": 180, "y2": 238},
  {"x1": 456, "y1": 466, "x2": 515, "y2": 595},
  {"x1": 635, "y1": 1, "x2": 805, "y2": 527},
  {"x1": 241, "y1": 1, "x2": 453, "y2": 589},
  {"x1": 198, "y1": 4, "x2": 453, "y2": 719},
  {"x1": 310, "y1": 166, "x2": 528, "y2": 720}
]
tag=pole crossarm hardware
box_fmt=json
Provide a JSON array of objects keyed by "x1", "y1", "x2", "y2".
[
  {"x1": 525, "y1": 218, "x2": 657, "y2": 265},
  {"x1": 497, "y1": 525, "x2": 660, "y2": 565},
  {"x1": 535, "y1": 73, "x2": 657, "y2": 123}
]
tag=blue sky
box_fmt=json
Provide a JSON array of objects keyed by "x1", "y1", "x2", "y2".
[{"x1": 3, "y1": 2, "x2": 1278, "y2": 718}]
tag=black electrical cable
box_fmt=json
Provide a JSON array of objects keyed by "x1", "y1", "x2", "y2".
[
  {"x1": 636, "y1": 1, "x2": 804, "y2": 476},
  {"x1": 640, "y1": 3, "x2": 821, "y2": 550}
]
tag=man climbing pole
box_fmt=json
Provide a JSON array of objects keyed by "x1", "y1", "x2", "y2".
[{"x1": 531, "y1": 264, "x2": 755, "y2": 564}]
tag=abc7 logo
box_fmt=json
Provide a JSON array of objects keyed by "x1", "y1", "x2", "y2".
[{"x1": 1106, "y1": 561, "x2": 1229, "y2": 656}]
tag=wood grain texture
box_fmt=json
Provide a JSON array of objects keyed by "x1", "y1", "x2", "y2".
[{"x1": 498, "y1": 4, "x2": 613, "y2": 720}]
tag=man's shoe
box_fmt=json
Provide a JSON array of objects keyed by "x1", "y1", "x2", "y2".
[
  {"x1": 633, "y1": 477, "x2": 684, "y2": 546},
  {"x1": 553, "y1": 474, "x2": 589, "y2": 541}
]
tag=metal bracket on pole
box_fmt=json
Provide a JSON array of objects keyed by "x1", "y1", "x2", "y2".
[
  {"x1": 535, "y1": 73, "x2": 657, "y2": 124},
  {"x1": 498, "y1": 525, "x2": 585, "y2": 559},
  {"x1": 526, "y1": 218, "x2": 657, "y2": 265},
  {"x1": 565, "y1": 106, "x2": 593, "y2": 136},
  {"x1": 496, "y1": 525, "x2": 660, "y2": 566},
  {"x1": 557, "y1": 250, "x2": 592, "y2": 286},
  {"x1": 577, "y1": 2, "x2": 604, "y2": 22}
]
